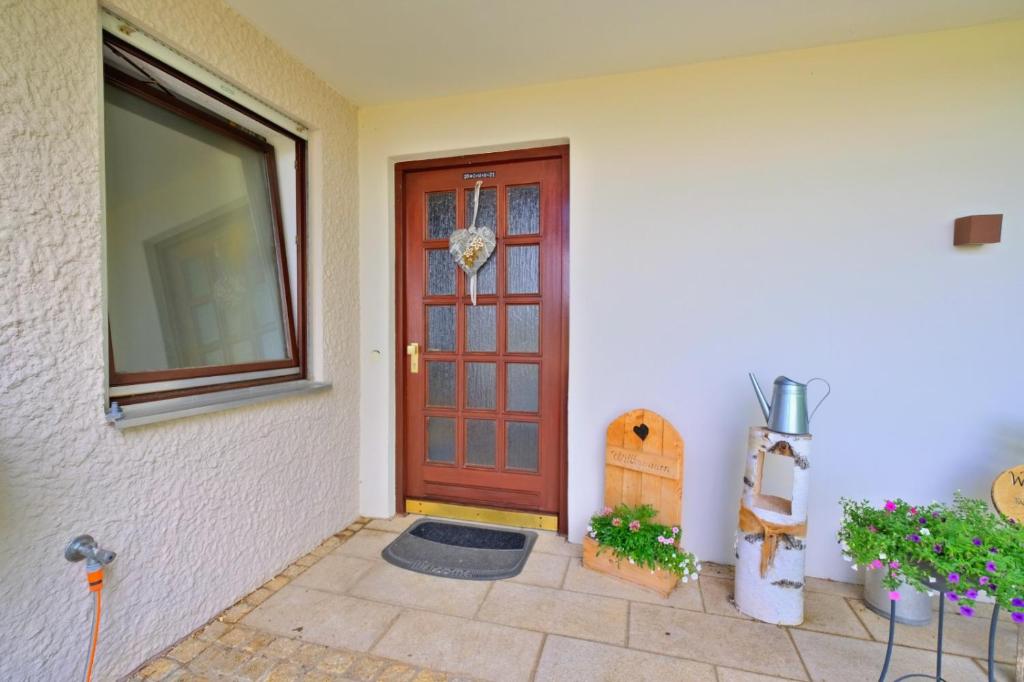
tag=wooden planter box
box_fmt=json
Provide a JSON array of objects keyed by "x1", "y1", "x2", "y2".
[{"x1": 582, "y1": 536, "x2": 679, "y2": 597}]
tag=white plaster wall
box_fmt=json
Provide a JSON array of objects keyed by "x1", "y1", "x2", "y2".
[
  {"x1": 0, "y1": 1, "x2": 359, "y2": 679},
  {"x1": 359, "y1": 22, "x2": 1024, "y2": 583}
]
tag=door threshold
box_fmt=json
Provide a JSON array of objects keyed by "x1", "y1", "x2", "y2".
[{"x1": 405, "y1": 499, "x2": 558, "y2": 532}]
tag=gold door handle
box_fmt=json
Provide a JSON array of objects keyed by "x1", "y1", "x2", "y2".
[{"x1": 406, "y1": 342, "x2": 420, "y2": 373}]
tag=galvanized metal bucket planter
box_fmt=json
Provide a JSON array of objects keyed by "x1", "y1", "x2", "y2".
[{"x1": 862, "y1": 566, "x2": 933, "y2": 626}]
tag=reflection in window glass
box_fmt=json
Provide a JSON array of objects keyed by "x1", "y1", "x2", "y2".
[{"x1": 104, "y1": 82, "x2": 290, "y2": 373}]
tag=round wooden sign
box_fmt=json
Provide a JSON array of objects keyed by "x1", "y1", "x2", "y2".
[{"x1": 991, "y1": 465, "x2": 1024, "y2": 524}]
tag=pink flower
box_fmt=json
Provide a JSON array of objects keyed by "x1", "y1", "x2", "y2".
[
  {"x1": 602, "y1": 506, "x2": 613, "y2": 515},
  {"x1": 884, "y1": 500, "x2": 896, "y2": 513},
  {"x1": 628, "y1": 520, "x2": 641, "y2": 532},
  {"x1": 611, "y1": 518, "x2": 622, "y2": 527},
  {"x1": 868, "y1": 525, "x2": 878, "y2": 533},
  {"x1": 888, "y1": 591, "x2": 901, "y2": 601},
  {"x1": 672, "y1": 526, "x2": 680, "y2": 535},
  {"x1": 889, "y1": 560, "x2": 900, "y2": 569},
  {"x1": 869, "y1": 559, "x2": 883, "y2": 570},
  {"x1": 909, "y1": 507, "x2": 918, "y2": 515}
]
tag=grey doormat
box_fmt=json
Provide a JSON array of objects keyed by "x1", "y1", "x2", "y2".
[{"x1": 381, "y1": 518, "x2": 537, "y2": 580}]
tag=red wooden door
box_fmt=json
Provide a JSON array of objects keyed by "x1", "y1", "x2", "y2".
[{"x1": 398, "y1": 147, "x2": 567, "y2": 516}]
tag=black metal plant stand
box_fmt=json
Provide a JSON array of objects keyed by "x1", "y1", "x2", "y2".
[{"x1": 878, "y1": 590, "x2": 1001, "y2": 682}]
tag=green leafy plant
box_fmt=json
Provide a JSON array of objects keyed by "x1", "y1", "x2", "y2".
[
  {"x1": 587, "y1": 504, "x2": 700, "y2": 580},
  {"x1": 838, "y1": 494, "x2": 1024, "y2": 621}
]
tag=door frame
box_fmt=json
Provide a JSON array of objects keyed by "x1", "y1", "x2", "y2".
[{"x1": 394, "y1": 144, "x2": 570, "y2": 535}]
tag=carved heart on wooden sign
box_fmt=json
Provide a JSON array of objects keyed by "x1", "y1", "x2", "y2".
[{"x1": 633, "y1": 424, "x2": 650, "y2": 441}]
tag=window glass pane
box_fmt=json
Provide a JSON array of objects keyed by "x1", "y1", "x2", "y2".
[
  {"x1": 466, "y1": 419, "x2": 496, "y2": 467},
  {"x1": 506, "y1": 245, "x2": 539, "y2": 294},
  {"x1": 427, "y1": 191, "x2": 456, "y2": 240},
  {"x1": 427, "y1": 417, "x2": 456, "y2": 463},
  {"x1": 427, "y1": 361, "x2": 456, "y2": 407},
  {"x1": 465, "y1": 186, "x2": 497, "y2": 231},
  {"x1": 507, "y1": 304, "x2": 539, "y2": 353},
  {"x1": 104, "y1": 83, "x2": 291, "y2": 372},
  {"x1": 466, "y1": 305, "x2": 496, "y2": 352},
  {"x1": 465, "y1": 362, "x2": 496, "y2": 410},
  {"x1": 507, "y1": 184, "x2": 540, "y2": 235},
  {"x1": 506, "y1": 364, "x2": 539, "y2": 413},
  {"x1": 427, "y1": 249, "x2": 456, "y2": 296},
  {"x1": 506, "y1": 422, "x2": 539, "y2": 471},
  {"x1": 427, "y1": 305, "x2": 456, "y2": 352}
]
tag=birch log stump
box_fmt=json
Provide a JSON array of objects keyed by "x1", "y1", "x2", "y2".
[{"x1": 734, "y1": 426, "x2": 811, "y2": 625}]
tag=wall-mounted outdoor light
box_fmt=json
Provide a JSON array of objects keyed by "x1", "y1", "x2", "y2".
[{"x1": 954, "y1": 214, "x2": 1002, "y2": 246}]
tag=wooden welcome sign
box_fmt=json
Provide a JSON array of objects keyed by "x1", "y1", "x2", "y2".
[
  {"x1": 583, "y1": 408, "x2": 685, "y2": 596},
  {"x1": 992, "y1": 465, "x2": 1024, "y2": 524},
  {"x1": 603, "y1": 408, "x2": 684, "y2": 526}
]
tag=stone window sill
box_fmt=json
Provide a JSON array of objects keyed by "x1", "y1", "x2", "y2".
[{"x1": 111, "y1": 380, "x2": 331, "y2": 430}]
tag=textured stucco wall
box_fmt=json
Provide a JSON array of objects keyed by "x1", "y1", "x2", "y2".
[{"x1": 0, "y1": 1, "x2": 359, "y2": 680}]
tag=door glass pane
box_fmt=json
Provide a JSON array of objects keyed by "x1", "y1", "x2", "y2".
[
  {"x1": 427, "y1": 191, "x2": 456, "y2": 240},
  {"x1": 465, "y1": 419, "x2": 496, "y2": 467},
  {"x1": 465, "y1": 362, "x2": 496, "y2": 410},
  {"x1": 507, "y1": 304, "x2": 539, "y2": 353},
  {"x1": 427, "y1": 249, "x2": 456, "y2": 296},
  {"x1": 506, "y1": 245, "x2": 539, "y2": 294},
  {"x1": 427, "y1": 305, "x2": 455, "y2": 351},
  {"x1": 506, "y1": 422, "x2": 539, "y2": 471},
  {"x1": 468, "y1": 252, "x2": 497, "y2": 295},
  {"x1": 465, "y1": 186, "x2": 497, "y2": 230},
  {"x1": 427, "y1": 361, "x2": 456, "y2": 407},
  {"x1": 466, "y1": 305, "x2": 496, "y2": 352},
  {"x1": 507, "y1": 184, "x2": 540, "y2": 235},
  {"x1": 104, "y1": 83, "x2": 291, "y2": 373},
  {"x1": 427, "y1": 417, "x2": 456, "y2": 463},
  {"x1": 506, "y1": 363, "x2": 539, "y2": 413}
]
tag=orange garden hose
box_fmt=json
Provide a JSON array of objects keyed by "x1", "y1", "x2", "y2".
[{"x1": 84, "y1": 568, "x2": 104, "y2": 682}]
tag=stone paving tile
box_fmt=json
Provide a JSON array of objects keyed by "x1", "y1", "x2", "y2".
[
  {"x1": 534, "y1": 634, "x2": 717, "y2": 681},
  {"x1": 802, "y1": 575, "x2": 861, "y2": 598},
  {"x1": 331, "y1": 529, "x2": 400, "y2": 560},
  {"x1": 506, "y1": 548, "x2": 569, "y2": 588},
  {"x1": 292, "y1": 554, "x2": 376, "y2": 595},
  {"x1": 562, "y1": 558, "x2": 704, "y2": 611},
  {"x1": 849, "y1": 597, "x2": 1017, "y2": 662},
  {"x1": 698, "y1": 576, "x2": 752, "y2": 619},
  {"x1": 629, "y1": 602, "x2": 808, "y2": 680},
  {"x1": 790, "y1": 628, "x2": 988, "y2": 681},
  {"x1": 796, "y1": 590, "x2": 871, "y2": 639},
  {"x1": 373, "y1": 609, "x2": 542, "y2": 682},
  {"x1": 348, "y1": 560, "x2": 492, "y2": 618},
  {"x1": 532, "y1": 531, "x2": 583, "y2": 557},
  {"x1": 366, "y1": 514, "x2": 422, "y2": 533},
  {"x1": 477, "y1": 580, "x2": 629, "y2": 645},
  {"x1": 243, "y1": 584, "x2": 401, "y2": 651},
  {"x1": 716, "y1": 667, "x2": 801, "y2": 681}
]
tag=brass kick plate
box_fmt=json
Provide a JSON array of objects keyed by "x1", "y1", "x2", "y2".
[{"x1": 405, "y1": 499, "x2": 558, "y2": 531}]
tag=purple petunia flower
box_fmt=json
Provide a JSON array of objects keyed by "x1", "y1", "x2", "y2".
[
  {"x1": 947, "y1": 572, "x2": 960, "y2": 583},
  {"x1": 985, "y1": 561, "x2": 997, "y2": 573},
  {"x1": 1012, "y1": 612, "x2": 1024, "y2": 624},
  {"x1": 907, "y1": 534, "x2": 921, "y2": 543},
  {"x1": 988, "y1": 547, "x2": 998, "y2": 554},
  {"x1": 932, "y1": 511, "x2": 940, "y2": 518},
  {"x1": 946, "y1": 592, "x2": 959, "y2": 602},
  {"x1": 1012, "y1": 597, "x2": 1024, "y2": 608},
  {"x1": 979, "y1": 576, "x2": 990, "y2": 586},
  {"x1": 960, "y1": 605, "x2": 975, "y2": 618},
  {"x1": 972, "y1": 537, "x2": 983, "y2": 546},
  {"x1": 965, "y1": 589, "x2": 978, "y2": 599},
  {"x1": 932, "y1": 544, "x2": 943, "y2": 554},
  {"x1": 918, "y1": 517, "x2": 927, "y2": 524}
]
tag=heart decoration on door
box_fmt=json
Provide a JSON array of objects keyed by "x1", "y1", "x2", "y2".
[{"x1": 449, "y1": 180, "x2": 496, "y2": 305}]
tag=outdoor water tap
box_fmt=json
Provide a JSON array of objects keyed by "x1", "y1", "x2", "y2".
[{"x1": 65, "y1": 535, "x2": 117, "y2": 568}]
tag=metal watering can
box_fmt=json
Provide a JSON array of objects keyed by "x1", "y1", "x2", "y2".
[{"x1": 749, "y1": 374, "x2": 830, "y2": 435}]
